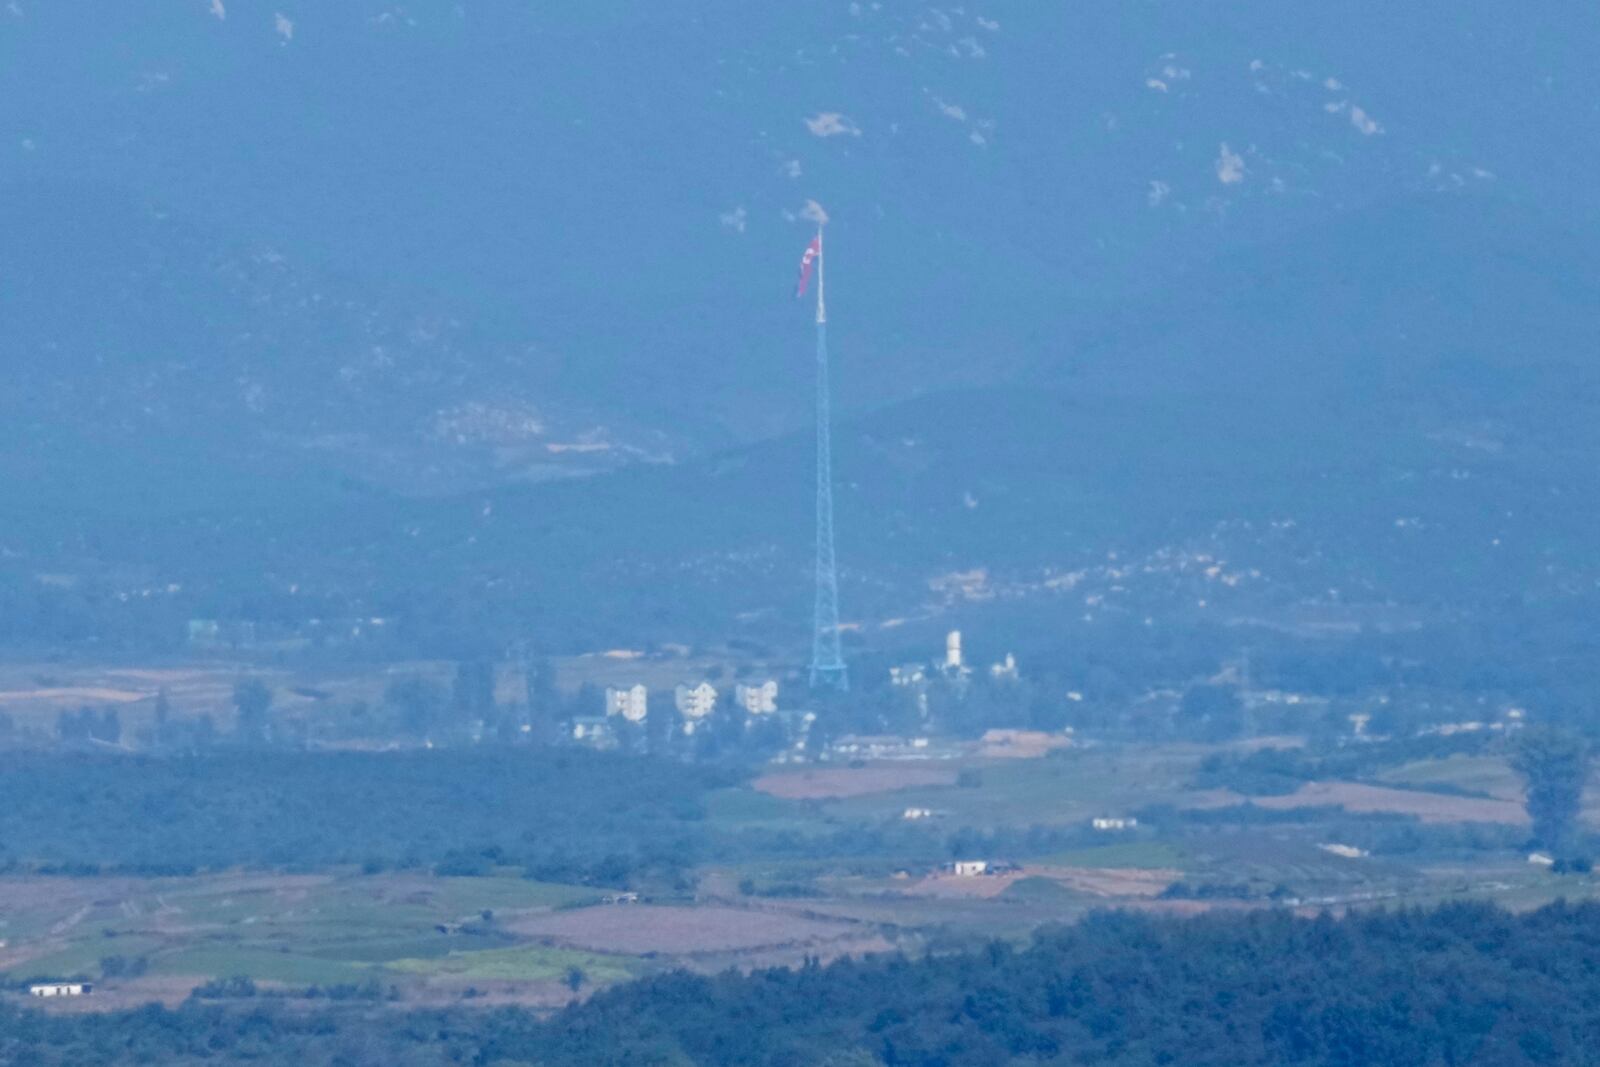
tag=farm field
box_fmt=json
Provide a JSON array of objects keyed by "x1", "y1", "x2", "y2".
[
  {"x1": 1247, "y1": 781, "x2": 1529, "y2": 824},
  {"x1": 0, "y1": 872, "x2": 606, "y2": 1008},
  {"x1": 4, "y1": 732, "x2": 1600, "y2": 1015},
  {"x1": 510, "y1": 904, "x2": 871, "y2": 956},
  {"x1": 752, "y1": 764, "x2": 960, "y2": 800},
  {"x1": 805, "y1": 747, "x2": 1204, "y2": 826},
  {"x1": 0, "y1": 659, "x2": 433, "y2": 739}
]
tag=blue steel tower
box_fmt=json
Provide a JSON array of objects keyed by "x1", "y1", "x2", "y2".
[{"x1": 808, "y1": 227, "x2": 849, "y2": 690}]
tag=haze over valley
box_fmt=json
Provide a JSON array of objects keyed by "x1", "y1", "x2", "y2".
[{"x1": 3, "y1": 5, "x2": 1600, "y2": 1065}]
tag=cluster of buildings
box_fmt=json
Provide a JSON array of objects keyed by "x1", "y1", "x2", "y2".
[
  {"x1": 567, "y1": 631, "x2": 1018, "y2": 751},
  {"x1": 888, "y1": 631, "x2": 1020, "y2": 718},
  {"x1": 569, "y1": 678, "x2": 803, "y2": 748},
  {"x1": 890, "y1": 631, "x2": 1019, "y2": 689},
  {"x1": 187, "y1": 616, "x2": 392, "y2": 652}
]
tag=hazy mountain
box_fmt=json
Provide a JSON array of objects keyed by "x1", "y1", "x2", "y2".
[
  {"x1": 0, "y1": 183, "x2": 678, "y2": 506},
  {"x1": 2, "y1": 4, "x2": 1597, "y2": 660}
]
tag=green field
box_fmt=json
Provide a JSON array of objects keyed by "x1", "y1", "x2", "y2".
[
  {"x1": 3, "y1": 744, "x2": 1591, "y2": 1008},
  {"x1": 703, "y1": 787, "x2": 836, "y2": 837},
  {"x1": 1039, "y1": 841, "x2": 1188, "y2": 870},
  {"x1": 819, "y1": 748, "x2": 1202, "y2": 827},
  {"x1": 1001, "y1": 876, "x2": 1095, "y2": 903},
  {"x1": 150, "y1": 947, "x2": 371, "y2": 986},
  {"x1": 0, "y1": 873, "x2": 604, "y2": 991},
  {"x1": 1376, "y1": 754, "x2": 1522, "y2": 798}
]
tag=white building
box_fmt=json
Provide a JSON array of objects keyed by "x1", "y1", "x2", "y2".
[
  {"x1": 1318, "y1": 843, "x2": 1369, "y2": 859},
  {"x1": 939, "y1": 630, "x2": 973, "y2": 682},
  {"x1": 772, "y1": 709, "x2": 818, "y2": 757},
  {"x1": 1092, "y1": 817, "x2": 1138, "y2": 832},
  {"x1": 951, "y1": 860, "x2": 989, "y2": 877},
  {"x1": 735, "y1": 680, "x2": 779, "y2": 715},
  {"x1": 605, "y1": 684, "x2": 649, "y2": 723},
  {"x1": 889, "y1": 664, "x2": 926, "y2": 687},
  {"x1": 990, "y1": 653, "x2": 1019, "y2": 682},
  {"x1": 570, "y1": 717, "x2": 614, "y2": 746},
  {"x1": 675, "y1": 682, "x2": 718, "y2": 734},
  {"x1": 30, "y1": 983, "x2": 92, "y2": 997}
]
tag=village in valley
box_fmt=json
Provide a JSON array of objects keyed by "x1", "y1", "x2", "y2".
[
  {"x1": 0, "y1": 608, "x2": 1584, "y2": 1015},
  {"x1": 565, "y1": 630, "x2": 1030, "y2": 760}
]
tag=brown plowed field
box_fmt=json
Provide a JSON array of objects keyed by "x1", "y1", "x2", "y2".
[
  {"x1": 904, "y1": 866, "x2": 1177, "y2": 900},
  {"x1": 1252, "y1": 782, "x2": 1528, "y2": 825},
  {"x1": 510, "y1": 905, "x2": 862, "y2": 955},
  {"x1": 753, "y1": 765, "x2": 957, "y2": 799}
]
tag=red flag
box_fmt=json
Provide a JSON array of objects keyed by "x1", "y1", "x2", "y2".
[{"x1": 794, "y1": 235, "x2": 821, "y2": 298}]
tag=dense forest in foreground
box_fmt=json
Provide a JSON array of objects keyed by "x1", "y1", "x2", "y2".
[{"x1": 6, "y1": 901, "x2": 1599, "y2": 1066}]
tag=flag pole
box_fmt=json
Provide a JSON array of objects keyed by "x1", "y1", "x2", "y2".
[
  {"x1": 815, "y1": 226, "x2": 826, "y2": 325},
  {"x1": 809, "y1": 222, "x2": 847, "y2": 690}
]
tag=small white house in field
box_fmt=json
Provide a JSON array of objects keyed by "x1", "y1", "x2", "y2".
[
  {"x1": 951, "y1": 860, "x2": 989, "y2": 877},
  {"x1": 1092, "y1": 817, "x2": 1138, "y2": 832},
  {"x1": 30, "y1": 982, "x2": 92, "y2": 997},
  {"x1": 902, "y1": 807, "x2": 936, "y2": 821}
]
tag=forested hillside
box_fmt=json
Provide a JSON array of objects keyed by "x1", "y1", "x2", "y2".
[{"x1": 0, "y1": 750, "x2": 739, "y2": 884}]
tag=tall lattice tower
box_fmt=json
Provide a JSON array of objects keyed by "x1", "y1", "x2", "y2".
[{"x1": 808, "y1": 227, "x2": 849, "y2": 690}]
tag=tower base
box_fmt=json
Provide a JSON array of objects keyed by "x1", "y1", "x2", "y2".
[{"x1": 809, "y1": 662, "x2": 850, "y2": 692}]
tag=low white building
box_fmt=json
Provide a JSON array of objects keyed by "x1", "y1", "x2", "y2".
[
  {"x1": 990, "y1": 653, "x2": 1019, "y2": 682},
  {"x1": 889, "y1": 663, "x2": 926, "y2": 687},
  {"x1": 570, "y1": 717, "x2": 614, "y2": 746},
  {"x1": 951, "y1": 860, "x2": 989, "y2": 877},
  {"x1": 605, "y1": 684, "x2": 649, "y2": 723},
  {"x1": 30, "y1": 983, "x2": 92, "y2": 997},
  {"x1": 774, "y1": 709, "x2": 818, "y2": 756},
  {"x1": 1092, "y1": 817, "x2": 1138, "y2": 832},
  {"x1": 735, "y1": 680, "x2": 779, "y2": 715},
  {"x1": 830, "y1": 735, "x2": 935, "y2": 760},
  {"x1": 902, "y1": 807, "x2": 936, "y2": 821},
  {"x1": 1318, "y1": 843, "x2": 1369, "y2": 859}
]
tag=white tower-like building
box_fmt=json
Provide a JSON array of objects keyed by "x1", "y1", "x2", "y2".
[
  {"x1": 937, "y1": 630, "x2": 973, "y2": 685},
  {"x1": 735, "y1": 680, "x2": 779, "y2": 715},
  {"x1": 604, "y1": 684, "x2": 649, "y2": 724},
  {"x1": 675, "y1": 682, "x2": 718, "y2": 734}
]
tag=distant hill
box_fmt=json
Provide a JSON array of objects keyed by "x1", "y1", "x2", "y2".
[
  {"x1": 0, "y1": 183, "x2": 679, "y2": 506},
  {"x1": 5, "y1": 3, "x2": 1597, "y2": 504},
  {"x1": 7, "y1": 197, "x2": 1594, "y2": 672},
  {"x1": 2, "y1": 5, "x2": 1598, "y2": 668}
]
